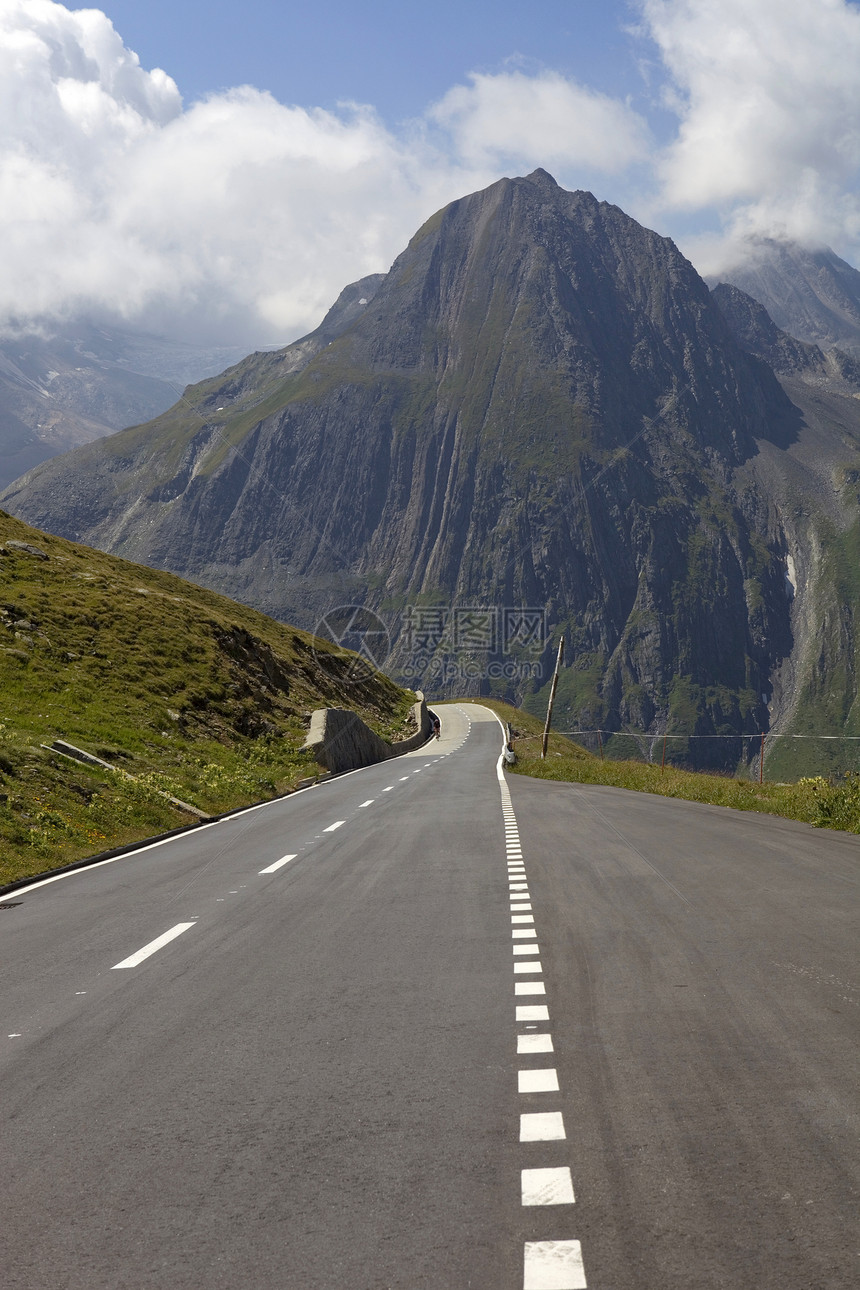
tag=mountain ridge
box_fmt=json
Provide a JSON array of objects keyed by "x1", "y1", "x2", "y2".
[{"x1": 714, "y1": 238, "x2": 860, "y2": 357}]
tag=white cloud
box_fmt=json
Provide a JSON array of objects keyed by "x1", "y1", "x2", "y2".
[
  {"x1": 18, "y1": 1, "x2": 860, "y2": 342},
  {"x1": 641, "y1": 0, "x2": 860, "y2": 264},
  {"x1": 0, "y1": 2, "x2": 650, "y2": 346},
  {"x1": 430, "y1": 69, "x2": 650, "y2": 173}
]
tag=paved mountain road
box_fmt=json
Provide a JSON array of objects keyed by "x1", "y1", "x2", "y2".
[{"x1": 1, "y1": 704, "x2": 857, "y2": 1289}]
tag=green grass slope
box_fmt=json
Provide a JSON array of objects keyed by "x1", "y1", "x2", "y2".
[
  {"x1": 454, "y1": 698, "x2": 860, "y2": 835},
  {"x1": 0, "y1": 511, "x2": 416, "y2": 886}
]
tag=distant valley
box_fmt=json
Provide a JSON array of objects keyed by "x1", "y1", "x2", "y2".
[{"x1": 0, "y1": 322, "x2": 248, "y2": 491}]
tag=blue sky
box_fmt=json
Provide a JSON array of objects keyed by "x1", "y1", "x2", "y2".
[
  {"x1": 3, "y1": 1, "x2": 860, "y2": 345},
  {"x1": 94, "y1": 1, "x2": 647, "y2": 125}
]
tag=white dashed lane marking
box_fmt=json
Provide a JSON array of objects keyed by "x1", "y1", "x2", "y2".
[
  {"x1": 522, "y1": 1167, "x2": 575, "y2": 1206},
  {"x1": 259, "y1": 854, "x2": 297, "y2": 874},
  {"x1": 358, "y1": 799, "x2": 374, "y2": 808},
  {"x1": 518, "y1": 1068, "x2": 560, "y2": 1093},
  {"x1": 514, "y1": 942, "x2": 540, "y2": 955},
  {"x1": 523, "y1": 1241, "x2": 587, "y2": 1289},
  {"x1": 518, "y1": 1033, "x2": 554, "y2": 1053},
  {"x1": 323, "y1": 820, "x2": 345, "y2": 832},
  {"x1": 112, "y1": 922, "x2": 196, "y2": 970},
  {"x1": 516, "y1": 1004, "x2": 549, "y2": 1022},
  {"x1": 514, "y1": 960, "x2": 543, "y2": 973},
  {"x1": 515, "y1": 981, "x2": 547, "y2": 996},
  {"x1": 521, "y1": 1111, "x2": 567, "y2": 1142}
]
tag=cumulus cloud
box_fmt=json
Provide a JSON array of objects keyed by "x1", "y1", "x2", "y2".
[
  {"x1": 0, "y1": 2, "x2": 650, "y2": 346},
  {"x1": 430, "y1": 69, "x2": 650, "y2": 172},
  {"x1": 641, "y1": 0, "x2": 860, "y2": 267},
  {"x1": 12, "y1": 0, "x2": 860, "y2": 344}
]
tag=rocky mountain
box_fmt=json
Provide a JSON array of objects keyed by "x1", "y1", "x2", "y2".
[
  {"x1": 4, "y1": 171, "x2": 860, "y2": 774},
  {"x1": 0, "y1": 322, "x2": 248, "y2": 490},
  {"x1": 716, "y1": 239, "x2": 860, "y2": 356}
]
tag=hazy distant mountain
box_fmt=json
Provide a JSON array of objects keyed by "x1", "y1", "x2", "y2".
[
  {"x1": 5, "y1": 173, "x2": 860, "y2": 775},
  {"x1": 0, "y1": 322, "x2": 248, "y2": 490},
  {"x1": 715, "y1": 239, "x2": 860, "y2": 356}
]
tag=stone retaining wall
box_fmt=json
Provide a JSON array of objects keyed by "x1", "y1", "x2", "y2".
[{"x1": 302, "y1": 692, "x2": 433, "y2": 773}]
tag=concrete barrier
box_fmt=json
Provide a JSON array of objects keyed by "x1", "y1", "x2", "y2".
[{"x1": 302, "y1": 692, "x2": 433, "y2": 773}]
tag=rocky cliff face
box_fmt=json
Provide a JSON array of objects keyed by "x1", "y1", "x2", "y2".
[
  {"x1": 4, "y1": 172, "x2": 860, "y2": 769},
  {"x1": 716, "y1": 239, "x2": 860, "y2": 357}
]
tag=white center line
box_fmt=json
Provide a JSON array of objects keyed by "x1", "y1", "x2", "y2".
[
  {"x1": 523, "y1": 1240, "x2": 587, "y2": 1289},
  {"x1": 358, "y1": 799, "x2": 374, "y2": 808},
  {"x1": 323, "y1": 820, "x2": 345, "y2": 832},
  {"x1": 112, "y1": 922, "x2": 196, "y2": 970},
  {"x1": 259, "y1": 853, "x2": 297, "y2": 874},
  {"x1": 518, "y1": 1067, "x2": 559, "y2": 1093},
  {"x1": 518, "y1": 1033, "x2": 554, "y2": 1053},
  {"x1": 516, "y1": 1003, "x2": 549, "y2": 1021},
  {"x1": 399, "y1": 776, "x2": 410, "y2": 781},
  {"x1": 521, "y1": 1167, "x2": 575, "y2": 1206},
  {"x1": 383, "y1": 786, "x2": 394, "y2": 792},
  {"x1": 520, "y1": 1111, "x2": 567, "y2": 1142}
]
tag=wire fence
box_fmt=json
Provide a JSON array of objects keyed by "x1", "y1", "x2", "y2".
[{"x1": 514, "y1": 728, "x2": 860, "y2": 783}]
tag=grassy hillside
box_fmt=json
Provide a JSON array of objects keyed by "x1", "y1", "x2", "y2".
[
  {"x1": 457, "y1": 698, "x2": 860, "y2": 835},
  {"x1": 0, "y1": 511, "x2": 416, "y2": 886}
]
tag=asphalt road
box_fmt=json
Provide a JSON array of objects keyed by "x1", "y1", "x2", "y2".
[{"x1": 1, "y1": 704, "x2": 857, "y2": 1289}]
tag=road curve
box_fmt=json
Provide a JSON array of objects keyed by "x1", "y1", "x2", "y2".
[{"x1": 1, "y1": 704, "x2": 857, "y2": 1289}]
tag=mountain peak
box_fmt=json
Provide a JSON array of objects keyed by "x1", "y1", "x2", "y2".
[
  {"x1": 4, "y1": 169, "x2": 838, "y2": 766},
  {"x1": 523, "y1": 168, "x2": 560, "y2": 188}
]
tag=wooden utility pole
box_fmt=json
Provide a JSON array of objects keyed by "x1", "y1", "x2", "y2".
[{"x1": 540, "y1": 637, "x2": 565, "y2": 759}]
